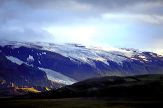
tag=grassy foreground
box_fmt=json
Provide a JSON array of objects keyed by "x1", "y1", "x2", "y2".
[{"x1": 0, "y1": 98, "x2": 163, "y2": 108}]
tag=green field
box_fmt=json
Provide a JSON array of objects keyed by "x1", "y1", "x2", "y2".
[{"x1": 0, "y1": 98, "x2": 163, "y2": 108}]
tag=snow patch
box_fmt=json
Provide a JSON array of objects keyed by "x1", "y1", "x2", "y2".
[
  {"x1": 139, "y1": 55, "x2": 148, "y2": 62},
  {"x1": 27, "y1": 55, "x2": 34, "y2": 62},
  {"x1": 38, "y1": 60, "x2": 41, "y2": 64},
  {"x1": 6, "y1": 56, "x2": 24, "y2": 65},
  {"x1": 95, "y1": 57, "x2": 110, "y2": 65},
  {"x1": 42, "y1": 52, "x2": 46, "y2": 54},
  {"x1": 39, "y1": 68, "x2": 76, "y2": 85}
]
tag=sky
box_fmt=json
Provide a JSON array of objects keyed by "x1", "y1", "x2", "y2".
[{"x1": 0, "y1": 0, "x2": 163, "y2": 55}]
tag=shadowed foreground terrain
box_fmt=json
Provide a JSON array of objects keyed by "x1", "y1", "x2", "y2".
[
  {"x1": 1, "y1": 74, "x2": 163, "y2": 108},
  {"x1": 33, "y1": 74, "x2": 163, "y2": 100},
  {"x1": 0, "y1": 98, "x2": 163, "y2": 108}
]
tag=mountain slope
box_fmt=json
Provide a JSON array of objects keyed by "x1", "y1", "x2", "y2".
[
  {"x1": 0, "y1": 54, "x2": 49, "y2": 87},
  {"x1": 0, "y1": 41, "x2": 163, "y2": 83},
  {"x1": 35, "y1": 74, "x2": 163, "y2": 99}
]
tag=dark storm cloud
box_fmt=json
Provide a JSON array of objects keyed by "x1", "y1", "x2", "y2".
[
  {"x1": 0, "y1": 0, "x2": 94, "y2": 27},
  {"x1": 0, "y1": 0, "x2": 163, "y2": 26},
  {"x1": 11, "y1": 0, "x2": 163, "y2": 14},
  {"x1": 78, "y1": 0, "x2": 163, "y2": 15},
  {"x1": 78, "y1": 0, "x2": 162, "y2": 8}
]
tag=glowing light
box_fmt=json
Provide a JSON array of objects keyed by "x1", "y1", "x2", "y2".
[
  {"x1": 154, "y1": 49, "x2": 163, "y2": 56},
  {"x1": 44, "y1": 25, "x2": 98, "y2": 45}
]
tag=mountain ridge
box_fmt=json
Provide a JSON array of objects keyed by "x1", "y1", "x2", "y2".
[{"x1": 0, "y1": 41, "x2": 163, "y2": 95}]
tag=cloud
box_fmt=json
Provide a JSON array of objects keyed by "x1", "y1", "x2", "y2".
[
  {"x1": 102, "y1": 13, "x2": 163, "y2": 24},
  {"x1": 0, "y1": 26, "x2": 55, "y2": 42},
  {"x1": 1, "y1": 0, "x2": 163, "y2": 27},
  {"x1": 77, "y1": 0, "x2": 163, "y2": 14},
  {"x1": 14, "y1": 0, "x2": 91, "y2": 10},
  {"x1": 0, "y1": 0, "x2": 163, "y2": 55},
  {"x1": 44, "y1": 25, "x2": 98, "y2": 45},
  {"x1": 154, "y1": 49, "x2": 163, "y2": 56}
]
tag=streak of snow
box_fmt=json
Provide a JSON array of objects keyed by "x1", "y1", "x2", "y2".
[
  {"x1": 39, "y1": 68, "x2": 76, "y2": 85},
  {"x1": 6, "y1": 56, "x2": 24, "y2": 65},
  {"x1": 38, "y1": 60, "x2": 41, "y2": 64}
]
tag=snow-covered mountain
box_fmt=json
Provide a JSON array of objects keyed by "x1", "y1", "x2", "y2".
[{"x1": 0, "y1": 41, "x2": 163, "y2": 88}]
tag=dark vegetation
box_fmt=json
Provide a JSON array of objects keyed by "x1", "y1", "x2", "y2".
[
  {"x1": 1, "y1": 74, "x2": 163, "y2": 108},
  {"x1": 29, "y1": 74, "x2": 163, "y2": 101}
]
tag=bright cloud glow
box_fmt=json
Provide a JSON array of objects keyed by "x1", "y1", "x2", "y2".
[
  {"x1": 44, "y1": 25, "x2": 98, "y2": 45},
  {"x1": 154, "y1": 49, "x2": 163, "y2": 56}
]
